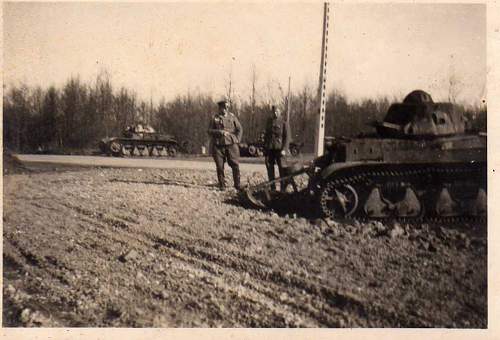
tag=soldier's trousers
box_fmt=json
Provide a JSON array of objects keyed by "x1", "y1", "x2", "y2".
[
  {"x1": 265, "y1": 149, "x2": 285, "y2": 191},
  {"x1": 213, "y1": 144, "x2": 241, "y2": 189}
]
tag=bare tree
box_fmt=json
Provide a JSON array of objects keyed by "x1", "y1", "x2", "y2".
[
  {"x1": 3, "y1": 73, "x2": 483, "y2": 154},
  {"x1": 246, "y1": 65, "x2": 259, "y2": 140},
  {"x1": 447, "y1": 63, "x2": 463, "y2": 103},
  {"x1": 95, "y1": 70, "x2": 114, "y2": 137}
]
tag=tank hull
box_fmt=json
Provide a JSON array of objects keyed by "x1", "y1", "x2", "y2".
[
  {"x1": 317, "y1": 134, "x2": 487, "y2": 221},
  {"x1": 326, "y1": 134, "x2": 487, "y2": 163},
  {"x1": 100, "y1": 134, "x2": 180, "y2": 157}
]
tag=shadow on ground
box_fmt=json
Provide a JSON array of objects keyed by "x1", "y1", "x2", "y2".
[{"x1": 225, "y1": 190, "x2": 321, "y2": 220}]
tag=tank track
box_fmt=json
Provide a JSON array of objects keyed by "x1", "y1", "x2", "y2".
[
  {"x1": 107, "y1": 140, "x2": 178, "y2": 158},
  {"x1": 120, "y1": 144, "x2": 178, "y2": 158},
  {"x1": 318, "y1": 162, "x2": 487, "y2": 224}
]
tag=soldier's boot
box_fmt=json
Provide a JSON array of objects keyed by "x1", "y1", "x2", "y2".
[
  {"x1": 232, "y1": 167, "x2": 241, "y2": 190},
  {"x1": 266, "y1": 167, "x2": 276, "y2": 191},
  {"x1": 277, "y1": 164, "x2": 288, "y2": 192},
  {"x1": 217, "y1": 169, "x2": 226, "y2": 190}
]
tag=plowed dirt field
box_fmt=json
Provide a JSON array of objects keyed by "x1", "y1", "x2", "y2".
[{"x1": 3, "y1": 165, "x2": 487, "y2": 327}]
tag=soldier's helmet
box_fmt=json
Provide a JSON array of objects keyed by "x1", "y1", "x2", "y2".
[{"x1": 217, "y1": 99, "x2": 230, "y2": 108}]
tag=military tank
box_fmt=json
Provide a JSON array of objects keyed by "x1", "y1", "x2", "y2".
[
  {"x1": 99, "y1": 125, "x2": 180, "y2": 157},
  {"x1": 240, "y1": 132, "x2": 304, "y2": 157},
  {"x1": 244, "y1": 90, "x2": 487, "y2": 221}
]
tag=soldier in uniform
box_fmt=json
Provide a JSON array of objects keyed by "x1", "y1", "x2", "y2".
[
  {"x1": 208, "y1": 100, "x2": 243, "y2": 190},
  {"x1": 263, "y1": 105, "x2": 291, "y2": 191}
]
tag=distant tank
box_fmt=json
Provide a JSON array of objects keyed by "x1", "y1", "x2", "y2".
[
  {"x1": 99, "y1": 124, "x2": 180, "y2": 157},
  {"x1": 239, "y1": 132, "x2": 304, "y2": 157},
  {"x1": 245, "y1": 90, "x2": 487, "y2": 221}
]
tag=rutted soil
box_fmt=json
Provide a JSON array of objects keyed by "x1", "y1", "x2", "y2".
[{"x1": 3, "y1": 167, "x2": 487, "y2": 327}]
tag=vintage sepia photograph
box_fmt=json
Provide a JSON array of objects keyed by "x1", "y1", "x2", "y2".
[{"x1": 3, "y1": 2, "x2": 488, "y2": 329}]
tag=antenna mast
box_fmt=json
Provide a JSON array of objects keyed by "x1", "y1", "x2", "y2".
[{"x1": 314, "y1": 2, "x2": 330, "y2": 157}]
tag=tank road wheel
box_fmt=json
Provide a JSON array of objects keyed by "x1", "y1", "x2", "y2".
[
  {"x1": 393, "y1": 186, "x2": 423, "y2": 218},
  {"x1": 320, "y1": 182, "x2": 359, "y2": 219},
  {"x1": 132, "y1": 146, "x2": 141, "y2": 157},
  {"x1": 434, "y1": 186, "x2": 460, "y2": 217},
  {"x1": 121, "y1": 145, "x2": 133, "y2": 157},
  {"x1": 363, "y1": 186, "x2": 390, "y2": 218},
  {"x1": 470, "y1": 188, "x2": 487, "y2": 217},
  {"x1": 167, "y1": 145, "x2": 178, "y2": 157},
  {"x1": 363, "y1": 184, "x2": 423, "y2": 219},
  {"x1": 109, "y1": 141, "x2": 123, "y2": 157},
  {"x1": 137, "y1": 145, "x2": 149, "y2": 157},
  {"x1": 149, "y1": 146, "x2": 159, "y2": 157},
  {"x1": 156, "y1": 146, "x2": 168, "y2": 157},
  {"x1": 248, "y1": 145, "x2": 258, "y2": 157},
  {"x1": 437, "y1": 184, "x2": 487, "y2": 218}
]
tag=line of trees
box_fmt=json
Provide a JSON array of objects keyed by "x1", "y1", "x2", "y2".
[{"x1": 3, "y1": 74, "x2": 486, "y2": 154}]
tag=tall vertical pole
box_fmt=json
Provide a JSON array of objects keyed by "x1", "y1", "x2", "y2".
[
  {"x1": 314, "y1": 2, "x2": 329, "y2": 157},
  {"x1": 228, "y1": 68, "x2": 233, "y2": 104},
  {"x1": 286, "y1": 76, "x2": 291, "y2": 122},
  {"x1": 149, "y1": 88, "x2": 154, "y2": 126},
  {"x1": 251, "y1": 65, "x2": 256, "y2": 140}
]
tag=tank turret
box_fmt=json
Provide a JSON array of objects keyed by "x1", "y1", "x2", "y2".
[{"x1": 375, "y1": 90, "x2": 467, "y2": 138}]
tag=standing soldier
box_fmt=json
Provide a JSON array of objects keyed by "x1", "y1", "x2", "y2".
[
  {"x1": 263, "y1": 105, "x2": 291, "y2": 191},
  {"x1": 208, "y1": 100, "x2": 243, "y2": 190}
]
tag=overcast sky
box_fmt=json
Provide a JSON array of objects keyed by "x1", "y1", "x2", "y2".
[{"x1": 3, "y1": 2, "x2": 486, "y2": 105}]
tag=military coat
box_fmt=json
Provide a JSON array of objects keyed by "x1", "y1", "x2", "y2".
[
  {"x1": 264, "y1": 116, "x2": 290, "y2": 151},
  {"x1": 208, "y1": 112, "x2": 243, "y2": 146}
]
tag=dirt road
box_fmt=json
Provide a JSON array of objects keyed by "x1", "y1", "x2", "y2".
[
  {"x1": 3, "y1": 162, "x2": 487, "y2": 327},
  {"x1": 13, "y1": 154, "x2": 268, "y2": 173}
]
